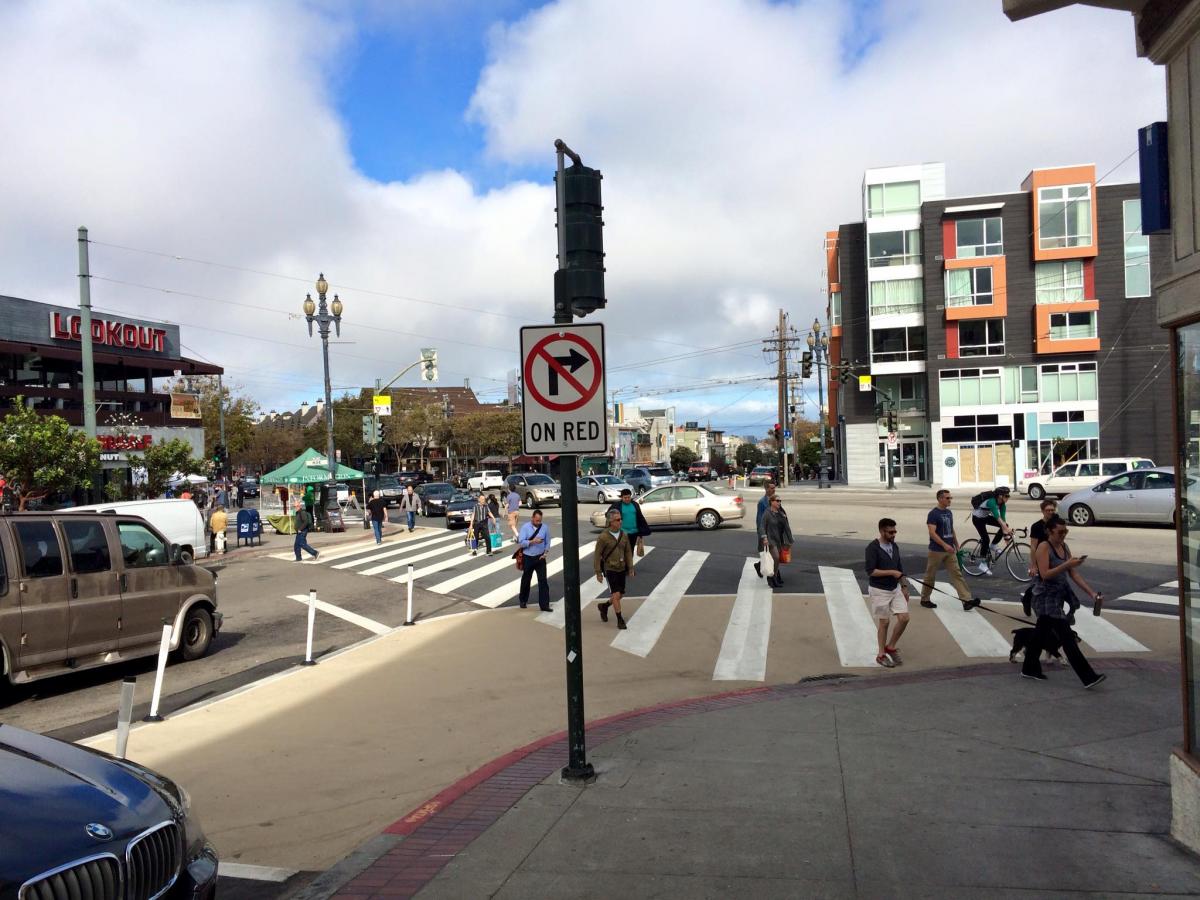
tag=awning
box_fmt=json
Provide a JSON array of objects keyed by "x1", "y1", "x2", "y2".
[{"x1": 259, "y1": 448, "x2": 365, "y2": 485}]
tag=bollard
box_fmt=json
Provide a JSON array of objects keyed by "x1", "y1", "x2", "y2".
[
  {"x1": 403, "y1": 564, "x2": 416, "y2": 626},
  {"x1": 115, "y1": 676, "x2": 136, "y2": 758},
  {"x1": 303, "y1": 588, "x2": 318, "y2": 665},
  {"x1": 143, "y1": 623, "x2": 173, "y2": 722}
]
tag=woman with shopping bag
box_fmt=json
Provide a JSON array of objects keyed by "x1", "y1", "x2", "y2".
[
  {"x1": 469, "y1": 494, "x2": 497, "y2": 556},
  {"x1": 761, "y1": 495, "x2": 794, "y2": 589}
]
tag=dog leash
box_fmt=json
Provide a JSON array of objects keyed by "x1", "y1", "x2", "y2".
[{"x1": 905, "y1": 575, "x2": 1036, "y2": 626}]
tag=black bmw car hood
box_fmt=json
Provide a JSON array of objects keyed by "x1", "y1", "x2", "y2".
[{"x1": 0, "y1": 725, "x2": 175, "y2": 879}]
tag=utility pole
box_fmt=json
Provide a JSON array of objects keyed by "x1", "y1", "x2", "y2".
[
  {"x1": 78, "y1": 227, "x2": 98, "y2": 501},
  {"x1": 762, "y1": 311, "x2": 800, "y2": 486},
  {"x1": 216, "y1": 374, "x2": 227, "y2": 465}
]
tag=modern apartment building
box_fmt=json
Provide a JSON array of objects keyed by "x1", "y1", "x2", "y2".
[{"x1": 825, "y1": 163, "x2": 1171, "y2": 489}]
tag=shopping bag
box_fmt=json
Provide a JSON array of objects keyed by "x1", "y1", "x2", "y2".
[
  {"x1": 636, "y1": 536, "x2": 645, "y2": 557},
  {"x1": 489, "y1": 531, "x2": 503, "y2": 550},
  {"x1": 779, "y1": 546, "x2": 792, "y2": 565},
  {"x1": 759, "y1": 546, "x2": 775, "y2": 578}
]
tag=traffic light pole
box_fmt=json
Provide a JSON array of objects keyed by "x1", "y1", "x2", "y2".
[{"x1": 555, "y1": 139, "x2": 594, "y2": 784}]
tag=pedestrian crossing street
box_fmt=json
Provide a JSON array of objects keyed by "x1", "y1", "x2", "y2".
[{"x1": 273, "y1": 529, "x2": 1160, "y2": 681}]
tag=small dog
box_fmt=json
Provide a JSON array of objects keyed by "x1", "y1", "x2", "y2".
[{"x1": 1009, "y1": 626, "x2": 1080, "y2": 664}]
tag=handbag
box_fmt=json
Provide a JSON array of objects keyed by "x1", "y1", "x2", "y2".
[
  {"x1": 779, "y1": 546, "x2": 792, "y2": 565},
  {"x1": 759, "y1": 541, "x2": 775, "y2": 578},
  {"x1": 636, "y1": 535, "x2": 645, "y2": 557},
  {"x1": 513, "y1": 548, "x2": 524, "y2": 570}
]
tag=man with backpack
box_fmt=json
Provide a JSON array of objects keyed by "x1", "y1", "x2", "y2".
[
  {"x1": 970, "y1": 486, "x2": 1013, "y2": 575},
  {"x1": 293, "y1": 503, "x2": 319, "y2": 561}
]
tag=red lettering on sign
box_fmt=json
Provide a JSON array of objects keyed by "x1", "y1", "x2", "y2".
[
  {"x1": 97, "y1": 434, "x2": 153, "y2": 452},
  {"x1": 49, "y1": 311, "x2": 170, "y2": 353}
]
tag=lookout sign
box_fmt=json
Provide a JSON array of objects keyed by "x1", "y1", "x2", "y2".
[{"x1": 520, "y1": 323, "x2": 607, "y2": 454}]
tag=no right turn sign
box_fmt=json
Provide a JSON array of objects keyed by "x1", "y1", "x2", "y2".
[{"x1": 520, "y1": 324, "x2": 607, "y2": 454}]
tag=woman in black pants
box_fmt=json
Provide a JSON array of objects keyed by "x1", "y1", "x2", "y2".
[{"x1": 1022, "y1": 516, "x2": 1106, "y2": 688}]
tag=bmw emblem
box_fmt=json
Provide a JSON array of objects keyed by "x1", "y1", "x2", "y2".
[{"x1": 85, "y1": 823, "x2": 113, "y2": 841}]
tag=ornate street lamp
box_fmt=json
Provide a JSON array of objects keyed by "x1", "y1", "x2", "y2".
[{"x1": 303, "y1": 273, "x2": 343, "y2": 484}]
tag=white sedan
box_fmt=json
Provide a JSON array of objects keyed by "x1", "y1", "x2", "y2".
[
  {"x1": 589, "y1": 483, "x2": 745, "y2": 530},
  {"x1": 1061, "y1": 466, "x2": 1195, "y2": 527},
  {"x1": 577, "y1": 474, "x2": 628, "y2": 503}
]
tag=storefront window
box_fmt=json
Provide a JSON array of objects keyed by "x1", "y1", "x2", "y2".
[{"x1": 1178, "y1": 324, "x2": 1200, "y2": 751}]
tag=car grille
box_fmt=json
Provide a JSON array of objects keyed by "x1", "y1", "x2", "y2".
[
  {"x1": 19, "y1": 854, "x2": 121, "y2": 900},
  {"x1": 126, "y1": 822, "x2": 182, "y2": 900}
]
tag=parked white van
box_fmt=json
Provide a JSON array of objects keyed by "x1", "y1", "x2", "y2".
[
  {"x1": 65, "y1": 499, "x2": 209, "y2": 562},
  {"x1": 1025, "y1": 457, "x2": 1156, "y2": 500}
]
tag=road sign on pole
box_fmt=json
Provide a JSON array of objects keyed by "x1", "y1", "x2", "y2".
[
  {"x1": 520, "y1": 324, "x2": 607, "y2": 455},
  {"x1": 372, "y1": 395, "x2": 392, "y2": 416},
  {"x1": 887, "y1": 431, "x2": 898, "y2": 450}
]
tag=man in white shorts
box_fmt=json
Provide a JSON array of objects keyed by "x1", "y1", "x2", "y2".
[{"x1": 864, "y1": 517, "x2": 910, "y2": 667}]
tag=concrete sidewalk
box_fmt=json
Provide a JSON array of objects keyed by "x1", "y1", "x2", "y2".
[{"x1": 326, "y1": 660, "x2": 1199, "y2": 899}]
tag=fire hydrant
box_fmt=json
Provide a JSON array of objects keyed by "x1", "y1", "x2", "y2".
[{"x1": 215, "y1": 529, "x2": 227, "y2": 554}]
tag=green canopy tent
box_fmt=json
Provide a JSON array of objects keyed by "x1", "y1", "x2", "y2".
[{"x1": 259, "y1": 449, "x2": 365, "y2": 533}]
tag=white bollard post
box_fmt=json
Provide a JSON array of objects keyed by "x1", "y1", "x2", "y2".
[
  {"x1": 403, "y1": 564, "x2": 416, "y2": 626},
  {"x1": 115, "y1": 676, "x2": 136, "y2": 757},
  {"x1": 143, "y1": 623, "x2": 173, "y2": 722},
  {"x1": 302, "y1": 588, "x2": 318, "y2": 665}
]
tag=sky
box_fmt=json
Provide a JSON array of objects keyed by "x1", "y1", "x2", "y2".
[{"x1": 0, "y1": 0, "x2": 1165, "y2": 439}]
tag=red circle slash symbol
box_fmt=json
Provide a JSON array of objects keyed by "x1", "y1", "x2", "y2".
[{"x1": 524, "y1": 333, "x2": 602, "y2": 413}]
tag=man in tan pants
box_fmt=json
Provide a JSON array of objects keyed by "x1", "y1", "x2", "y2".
[{"x1": 922, "y1": 489, "x2": 980, "y2": 611}]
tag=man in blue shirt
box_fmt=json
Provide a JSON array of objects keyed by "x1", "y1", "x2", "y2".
[
  {"x1": 517, "y1": 509, "x2": 552, "y2": 611},
  {"x1": 922, "y1": 489, "x2": 979, "y2": 611}
]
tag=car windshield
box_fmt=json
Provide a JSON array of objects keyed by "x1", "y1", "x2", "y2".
[
  {"x1": 450, "y1": 493, "x2": 474, "y2": 503},
  {"x1": 752, "y1": 467, "x2": 772, "y2": 474},
  {"x1": 647, "y1": 468, "x2": 672, "y2": 477},
  {"x1": 378, "y1": 477, "x2": 400, "y2": 488},
  {"x1": 596, "y1": 475, "x2": 624, "y2": 484},
  {"x1": 426, "y1": 483, "x2": 453, "y2": 495},
  {"x1": 526, "y1": 474, "x2": 555, "y2": 485}
]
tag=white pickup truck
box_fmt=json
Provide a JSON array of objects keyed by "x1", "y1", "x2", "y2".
[{"x1": 467, "y1": 470, "x2": 506, "y2": 492}]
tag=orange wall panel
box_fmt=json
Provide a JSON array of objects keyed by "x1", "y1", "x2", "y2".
[
  {"x1": 1034, "y1": 298, "x2": 1100, "y2": 354},
  {"x1": 1023, "y1": 165, "x2": 1099, "y2": 262},
  {"x1": 943, "y1": 256, "x2": 1007, "y2": 321}
]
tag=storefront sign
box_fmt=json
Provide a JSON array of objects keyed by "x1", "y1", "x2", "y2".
[
  {"x1": 170, "y1": 392, "x2": 202, "y2": 419},
  {"x1": 50, "y1": 312, "x2": 168, "y2": 353},
  {"x1": 98, "y1": 434, "x2": 153, "y2": 452}
]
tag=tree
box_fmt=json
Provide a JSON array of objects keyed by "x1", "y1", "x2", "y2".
[
  {"x1": 242, "y1": 422, "x2": 304, "y2": 475},
  {"x1": 139, "y1": 438, "x2": 203, "y2": 499},
  {"x1": 735, "y1": 443, "x2": 763, "y2": 471},
  {"x1": 164, "y1": 376, "x2": 259, "y2": 461},
  {"x1": 670, "y1": 446, "x2": 697, "y2": 472},
  {"x1": 391, "y1": 403, "x2": 447, "y2": 471},
  {"x1": 0, "y1": 399, "x2": 100, "y2": 509},
  {"x1": 303, "y1": 393, "x2": 370, "y2": 468}
]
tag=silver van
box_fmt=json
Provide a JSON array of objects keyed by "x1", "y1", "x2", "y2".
[
  {"x1": 1025, "y1": 457, "x2": 1156, "y2": 500},
  {"x1": 0, "y1": 510, "x2": 221, "y2": 686}
]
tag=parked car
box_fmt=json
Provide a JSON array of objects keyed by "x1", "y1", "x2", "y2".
[
  {"x1": 578, "y1": 474, "x2": 628, "y2": 503},
  {"x1": 1024, "y1": 457, "x2": 1155, "y2": 500},
  {"x1": 1061, "y1": 466, "x2": 1195, "y2": 527},
  {"x1": 589, "y1": 483, "x2": 744, "y2": 531},
  {"x1": 506, "y1": 473, "x2": 561, "y2": 508},
  {"x1": 418, "y1": 482, "x2": 457, "y2": 516},
  {"x1": 444, "y1": 493, "x2": 477, "y2": 529},
  {"x1": 238, "y1": 476, "x2": 260, "y2": 498},
  {"x1": 1, "y1": 509, "x2": 221, "y2": 686},
  {"x1": 467, "y1": 470, "x2": 506, "y2": 492},
  {"x1": 68, "y1": 498, "x2": 208, "y2": 562},
  {"x1": 0, "y1": 724, "x2": 218, "y2": 898},
  {"x1": 622, "y1": 466, "x2": 675, "y2": 495},
  {"x1": 394, "y1": 470, "x2": 432, "y2": 487},
  {"x1": 747, "y1": 465, "x2": 780, "y2": 487},
  {"x1": 687, "y1": 462, "x2": 713, "y2": 481}
]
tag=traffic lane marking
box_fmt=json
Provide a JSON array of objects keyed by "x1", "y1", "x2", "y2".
[
  {"x1": 287, "y1": 594, "x2": 391, "y2": 635},
  {"x1": 334, "y1": 531, "x2": 461, "y2": 571},
  {"x1": 713, "y1": 558, "x2": 773, "y2": 681},
  {"x1": 984, "y1": 599, "x2": 1149, "y2": 654},
  {"x1": 612, "y1": 550, "x2": 708, "y2": 657},
  {"x1": 359, "y1": 538, "x2": 464, "y2": 576},
  {"x1": 472, "y1": 543, "x2": 598, "y2": 609},
  {"x1": 219, "y1": 863, "x2": 299, "y2": 883},
  {"x1": 819, "y1": 565, "x2": 878, "y2": 667},
  {"x1": 1117, "y1": 591, "x2": 1180, "y2": 606},
  {"x1": 537, "y1": 547, "x2": 657, "y2": 628},
  {"x1": 912, "y1": 579, "x2": 1010, "y2": 657}
]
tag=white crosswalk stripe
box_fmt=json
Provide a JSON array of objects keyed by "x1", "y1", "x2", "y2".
[
  {"x1": 536, "y1": 547, "x2": 657, "y2": 628},
  {"x1": 1116, "y1": 591, "x2": 1178, "y2": 606},
  {"x1": 612, "y1": 550, "x2": 708, "y2": 657},
  {"x1": 331, "y1": 532, "x2": 461, "y2": 570},
  {"x1": 429, "y1": 543, "x2": 524, "y2": 594},
  {"x1": 472, "y1": 543, "x2": 598, "y2": 609},
  {"x1": 269, "y1": 532, "x2": 422, "y2": 563},
  {"x1": 285, "y1": 594, "x2": 390, "y2": 635},
  {"x1": 911, "y1": 579, "x2": 1010, "y2": 657},
  {"x1": 359, "y1": 538, "x2": 465, "y2": 576},
  {"x1": 713, "y1": 558, "x2": 773, "y2": 681},
  {"x1": 819, "y1": 565, "x2": 878, "y2": 667}
]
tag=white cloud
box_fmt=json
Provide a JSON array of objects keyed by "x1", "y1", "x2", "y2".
[{"x1": 0, "y1": 0, "x2": 1164, "y2": 431}]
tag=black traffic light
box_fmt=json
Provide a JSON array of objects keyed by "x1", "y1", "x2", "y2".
[
  {"x1": 211, "y1": 444, "x2": 227, "y2": 476},
  {"x1": 554, "y1": 162, "x2": 605, "y2": 319},
  {"x1": 377, "y1": 420, "x2": 387, "y2": 445},
  {"x1": 886, "y1": 409, "x2": 897, "y2": 432},
  {"x1": 773, "y1": 423, "x2": 783, "y2": 444},
  {"x1": 801, "y1": 351, "x2": 813, "y2": 379},
  {"x1": 838, "y1": 366, "x2": 853, "y2": 385}
]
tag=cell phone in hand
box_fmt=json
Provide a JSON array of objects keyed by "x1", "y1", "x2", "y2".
[{"x1": 1078, "y1": 554, "x2": 1088, "y2": 562}]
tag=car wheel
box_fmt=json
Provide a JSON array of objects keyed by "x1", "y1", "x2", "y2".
[
  {"x1": 1068, "y1": 504, "x2": 1094, "y2": 526},
  {"x1": 1177, "y1": 505, "x2": 1200, "y2": 529},
  {"x1": 178, "y1": 607, "x2": 214, "y2": 661},
  {"x1": 525, "y1": 493, "x2": 536, "y2": 509},
  {"x1": 636, "y1": 486, "x2": 646, "y2": 496},
  {"x1": 697, "y1": 509, "x2": 721, "y2": 530},
  {"x1": 1027, "y1": 484, "x2": 1045, "y2": 501}
]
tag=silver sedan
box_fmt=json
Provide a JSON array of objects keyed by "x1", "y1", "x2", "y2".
[
  {"x1": 577, "y1": 474, "x2": 628, "y2": 503},
  {"x1": 1062, "y1": 466, "x2": 1195, "y2": 527},
  {"x1": 589, "y1": 483, "x2": 745, "y2": 531}
]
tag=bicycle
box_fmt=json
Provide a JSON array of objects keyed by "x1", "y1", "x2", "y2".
[{"x1": 959, "y1": 526, "x2": 1032, "y2": 582}]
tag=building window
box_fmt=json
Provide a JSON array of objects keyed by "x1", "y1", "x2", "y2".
[
  {"x1": 1050, "y1": 410, "x2": 1086, "y2": 423},
  {"x1": 868, "y1": 230, "x2": 922, "y2": 267},
  {"x1": 871, "y1": 326, "x2": 926, "y2": 364},
  {"x1": 939, "y1": 368, "x2": 1003, "y2": 406},
  {"x1": 829, "y1": 290, "x2": 842, "y2": 326},
  {"x1": 958, "y1": 319, "x2": 1005, "y2": 357},
  {"x1": 867, "y1": 181, "x2": 920, "y2": 218},
  {"x1": 874, "y1": 374, "x2": 926, "y2": 413},
  {"x1": 1035, "y1": 260, "x2": 1085, "y2": 304},
  {"x1": 940, "y1": 412, "x2": 1012, "y2": 444},
  {"x1": 1049, "y1": 310, "x2": 1097, "y2": 341},
  {"x1": 1123, "y1": 199, "x2": 1151, "y2": 298},
  {"x1": 869, "y1": 278, "x2": 923, "y2": 315},
  {"x1": 955, "y1": 217, "x2": 1003, "y2": 258},
  {"x1": 1038, "y1": 184, "x2": 1092, "y2": 249},
  {"x1": 946, "y1": 267, "x2": 993, "y2": 307},
  {"x1": 1020, "y1": 365, "x2": 1038, "y2": 402},
  {"x1": 1039, "y1": 361, "x2": 1097, "y2": 402}
]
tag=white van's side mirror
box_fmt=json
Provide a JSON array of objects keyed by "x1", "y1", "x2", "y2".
[{"x1": 170, "y1": 543, "x2": 183, "y2": 564}]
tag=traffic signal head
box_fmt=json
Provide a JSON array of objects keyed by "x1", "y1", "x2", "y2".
[
  {"x1": 361, "y1": 415, "x2": 375, "y2": 445},
  {"x1": 377, "y1": 419, "x2": 387, "y2": 444},
  {"x1": 554, "y1": 163, "x2": 606, "y2": 319},
  {"x1": 801, "y1": 351, "x2": 813, "y2": 379},
  {"x1": 421, "y1": 348, "x2": 438, "y2": 383}
]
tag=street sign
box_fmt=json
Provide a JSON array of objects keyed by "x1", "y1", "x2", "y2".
[
  {"x1": 520, "y1": 324, "x2": 607, "y2": 454},
  {"x1": 783, "y1": 429, "x2": 792, "y2": 439},
  {"x1": 859, "y1": 375, "x2": 871, "y2": 392},
  {"x1": 886, "y1": 432, "x2": 898, "y2": 449},
  {"x1": 372, "y1": 395, "x2": 392, "y2": 416}
]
